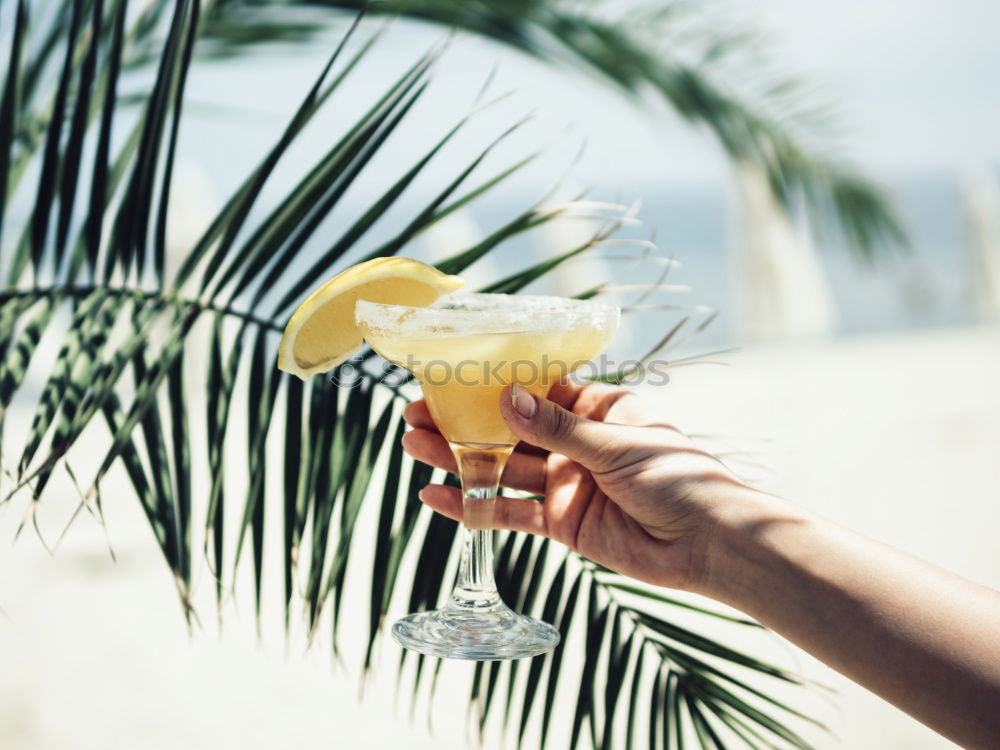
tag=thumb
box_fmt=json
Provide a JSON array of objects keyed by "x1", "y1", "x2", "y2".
[{"x1": 501, "y1": 384, "x2": 619, "y2": 472}]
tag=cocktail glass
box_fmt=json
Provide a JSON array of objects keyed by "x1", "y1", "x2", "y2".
[{"x1": 356, "y1": 293, "x2": 620, "y2": 660}]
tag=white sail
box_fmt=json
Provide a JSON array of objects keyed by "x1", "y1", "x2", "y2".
[
  {"x1": 961, "y1": 167, "x2": 1000, "y2": 324},
  {"x1": 538, "y1": 211, "x2": 617, "y2": 298},
  {"x1": 730, "y1": 162, "x2": 838, "y2": 344}
]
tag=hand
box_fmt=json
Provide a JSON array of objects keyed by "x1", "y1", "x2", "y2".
[
  {"x1": 405, "y1": 382, "x2": 1000, "y2": 750},
  {"x1": 401, "y1": 381, "x2": 763, "y2": 592}
]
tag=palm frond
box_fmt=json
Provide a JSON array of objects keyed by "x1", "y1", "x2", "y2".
[
  {"x1": 0, "y1": 4, "x2": 829, "y2": 750},
  {"x1": 450, "y1": 544, "x2": 822, "y2": 749},
  {"x1": 287, "y1": 0, "x2": 905, "y2": 260}
]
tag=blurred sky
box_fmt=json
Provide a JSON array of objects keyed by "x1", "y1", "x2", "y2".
[
  {"x1": 487, "y1": 0, "x2": 1000, "y2": 184},
  {"x1": 171, "y1": 0, "x2": 1000, "y2": 351},
  {"x1": 747, "y1": 0, "x2": 1000, "y2": 175},
  {"x1": 187, "y1": 0, "x2": 1000, "y2": 193}
]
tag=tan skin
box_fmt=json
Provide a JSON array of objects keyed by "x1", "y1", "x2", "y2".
[
  {"x1": 402, "y1": 380, "x2": 748, "y2": 592},
  {"x1": 403, "y1": 381, "x2": 1000, "y2": 750}
]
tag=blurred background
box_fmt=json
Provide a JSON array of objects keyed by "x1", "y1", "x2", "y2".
[
  {"x1": 150, "y1": 0, "x2": 1000, "y2": 350},
  {"x1": 1, "y1": 1, "x2": 998, "y2": 749}
]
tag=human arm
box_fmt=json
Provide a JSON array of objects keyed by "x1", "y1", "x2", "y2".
[
  {"x1": 707, "y1": 490, "x2": 1000, "y2": 750},
  {"x1": 402, "y1": 382, "x2": 1000, "y2": 749}
]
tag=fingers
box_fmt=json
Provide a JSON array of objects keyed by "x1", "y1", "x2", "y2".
[
  {"x1": 548, "y1": 380, "x2": 655, "y2": 426},
  {"x1": 419, "y1": 484, "x2": 548, "y2": 537},
  {"x1": 402, "y1": 428, "x2": 547, "y2": 493},
  {"x1": 405, "y1": 399, "x2": 549, "y2": 457},
  {"x1": 402, "y1": 400, "x2": 436, "y2": 431},
  {"x1": 579, "y1": 387, "x2": 659, "y2": 426},
  {"x1": 407, "y1": 384, "x2": 655, "y2": 432},
  {"x1": 545, "y1": 379, "x2": 587, "y2": 410},
  {"x1": 401, "y1": 428, "x2": 458, "y2": 472},
  {"x1": 500, "y1": 385, "x2": 622, "y2": 473},
  {"x1": 417, "y1": 484, "x2": 463, "y2": 521}
]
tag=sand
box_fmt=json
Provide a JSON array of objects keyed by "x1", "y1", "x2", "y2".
[{"x1": 1, "y1": 325, "x2": 998, "y2": 749}]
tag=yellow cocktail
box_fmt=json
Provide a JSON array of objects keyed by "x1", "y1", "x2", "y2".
[
  {"x1": 356, "y1": 293, "x2": 619, "y2": 660},
  {"x1": 360, "y1": 302, "x2": 616, "y2": 447}
]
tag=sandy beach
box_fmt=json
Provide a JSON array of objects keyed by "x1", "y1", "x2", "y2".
[{"x1": 1, "y1": 324, "x2": 998, "y2": 749}]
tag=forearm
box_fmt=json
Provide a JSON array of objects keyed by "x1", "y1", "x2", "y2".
[{"x1": 700, "y1": 491, "x2": 1000, "y2": 750}]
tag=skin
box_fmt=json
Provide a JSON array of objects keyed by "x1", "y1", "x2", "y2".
[{"x1": 402, "y1": 381, "x2": 1000, "y2": 750}]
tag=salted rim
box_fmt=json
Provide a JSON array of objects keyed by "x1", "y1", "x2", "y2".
[{"x1": 355, "y1": 292, "x2": 620, "y2": 338}]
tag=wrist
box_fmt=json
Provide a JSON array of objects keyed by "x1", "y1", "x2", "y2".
[{"x1": 691, "y1": 487, "x2": 815, "y2": 608}]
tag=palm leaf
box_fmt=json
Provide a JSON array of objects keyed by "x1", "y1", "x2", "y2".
[
  {"x1": 0, "y1": 4, "x2": 836, "y2": 750},
  {"x1": 291, "y1": 0, "x2": 905, "y2": 260},
  {"x1": 0, "y1": 0, "x2": 29, "y2": 242},
  {"x1": 29, "y1": 0, "x2": 85, "y2": 276}
]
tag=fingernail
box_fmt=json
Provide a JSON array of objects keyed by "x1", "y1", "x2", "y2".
[
  {"x1": 418, "y1": 487, "x2": 427, "y2": 501},
  {"x1": 511, "y1": 383, "x2": 537, "y2": 419}
]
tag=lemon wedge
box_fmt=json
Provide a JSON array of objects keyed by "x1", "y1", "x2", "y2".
[{"x1": 277, "y1": 257, "x2": 464, "y2": 380}]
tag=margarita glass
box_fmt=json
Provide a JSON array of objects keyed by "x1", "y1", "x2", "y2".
[{"x1": 356, "y1": 293, "x2": 619, "y2": 660}]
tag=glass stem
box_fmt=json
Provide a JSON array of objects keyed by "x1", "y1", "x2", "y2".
[{"x1": 447, "y1": 444, "x2": 514, "y2": 615}]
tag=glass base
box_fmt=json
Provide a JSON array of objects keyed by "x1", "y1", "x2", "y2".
[{"x1": 391, "y1": 603, "x2": 560, "y2": 661}]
